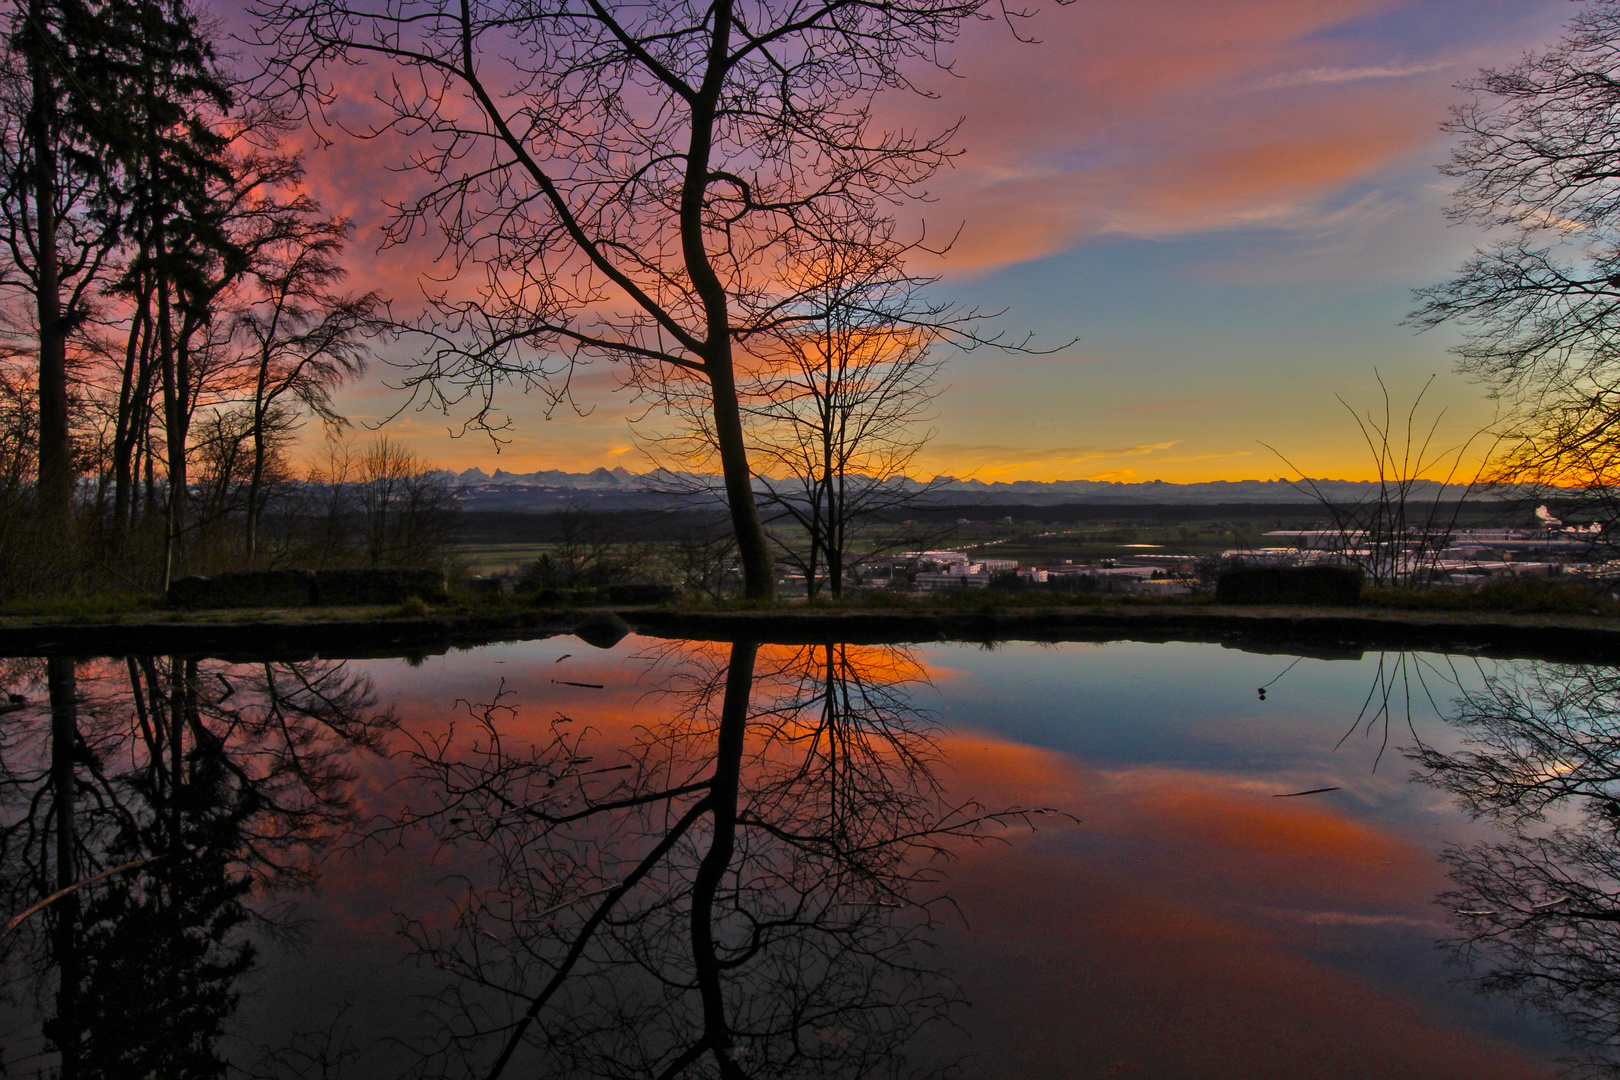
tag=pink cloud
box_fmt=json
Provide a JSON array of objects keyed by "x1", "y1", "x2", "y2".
[{"x1": 883, "y1": 0, "x2": 1542, "y2": 275}]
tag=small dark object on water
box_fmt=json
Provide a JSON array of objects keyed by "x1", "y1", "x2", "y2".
[
  {"x1": 554, "y1": 654, "x2": 572, "y2": 663},
  {"x1": 552, "y1": 680, "x2": 605, "y2": 690},
  {"x1": 1257, "y1": 687, "x2": 1267, "y2": 701},
  {"x1": 1274, "y1": 786, "x2": 1341, "y2": 798},
  {"x1": 1216, "y1": 565, "x2": 1362, "y2": 606}
]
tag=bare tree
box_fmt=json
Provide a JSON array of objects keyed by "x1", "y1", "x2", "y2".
[
  {"x1": 643, "y1": 242, "x2": 953, "y2": 598},
  {"x1": 1266, "y1": 373, "x2": 1494, "y2": 589},
  {"x1": 232, "y1": 215, "x2": 380, "y2": 563},
  {"x1": 356, "y1": 435, "x2": 459, "y2": 567},
  {"x1": 1412, "y1": 1, "x2": 1620, "y2": 513},
  {"x1": 254, "y1": 0, "x2": 1057, "y2": 600},
  {"x1": 751, "y1": 253, "x2": 950, "y2": 597}
]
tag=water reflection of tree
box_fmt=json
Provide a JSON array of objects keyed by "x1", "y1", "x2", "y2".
[
  {"x1": 392, "y1": 640, "x2": 1053, "y2": 1080},
  {"x1": 1418, "y1": 662, "x2": 1620, "y2": 1075},
  {"x1": 0, "y1": 655, "x2": 390, "y2": 1078}
]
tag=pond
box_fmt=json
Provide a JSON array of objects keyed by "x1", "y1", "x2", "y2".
[{"x1": 0, "y1": 632, "x2": 1610, "y2": 1078}]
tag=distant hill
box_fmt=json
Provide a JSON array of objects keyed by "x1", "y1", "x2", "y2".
[{"x1": 439, "y1": 467, "x2": 1520, "y2": 512}]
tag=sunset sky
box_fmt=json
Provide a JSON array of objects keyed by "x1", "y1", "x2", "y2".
[{"x1": 298, "y1": 0, "x2": 1576, "y2": 483}]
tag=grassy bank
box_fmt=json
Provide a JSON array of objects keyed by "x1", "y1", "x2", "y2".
[{"x1": 3, "y1": 573, "x2": 1615, "y2": 624}]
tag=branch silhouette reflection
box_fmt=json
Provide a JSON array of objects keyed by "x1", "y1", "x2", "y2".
[
  {"x1": 0, "y1": 642, "x2": 1052, "y2": 1079},
  {"x1": 391, "y1": 640, "x2": 1054, "y2": 1079},
  {"x1": 0, "y1": 655, "x2": 392, "y2": 1078},
  {"x1": 1418, "y1": 662, "x2": 1620, "y2": 1076}
]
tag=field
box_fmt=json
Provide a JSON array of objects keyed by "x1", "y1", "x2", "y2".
[{"x1": 450, "y1": 501, "x2": 1540, "y2": 578}]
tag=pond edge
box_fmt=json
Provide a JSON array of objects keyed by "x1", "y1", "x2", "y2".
[{"x1": 0, "y1": 606, "x2": 1616, "y2": 664}]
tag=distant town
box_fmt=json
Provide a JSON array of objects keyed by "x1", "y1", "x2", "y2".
[{"x1": 822, "y1": 513, "x2": 1608, "y2": 598}]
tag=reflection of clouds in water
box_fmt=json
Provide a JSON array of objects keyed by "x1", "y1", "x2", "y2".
[
  {"x1": 938, "y1": 842, "x2": 1555, "y2": 1080},
  {"x1": 5, "y1": 640, "x2": 1594, "y2": 1078},
  {"x1": 1262, "y1": 908, "x2": 1443, "y2": 929},
  {"x1": 936, "y1": 724, "x2": 1555, "y2": 1078}
]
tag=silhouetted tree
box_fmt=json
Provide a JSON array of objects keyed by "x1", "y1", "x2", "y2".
[
  {"x1": 233, "y1": 215, "x2": 379, "y2": 563},
  {"x1": 1412, "y1": 1, "x2": 1620, "y2": 516},
  {"x1": 254, "y1": 0, "x2": 1060, "y2": 599},
  {"x1": 650, "y1": 243, "x2": 955, "y2": 598}
]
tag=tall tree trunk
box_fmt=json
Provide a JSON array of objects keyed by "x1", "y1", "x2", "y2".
[
  {"x1": 707, "y1": 364, "x2": 772, "y2": 599},
  {"x1": 829, "y1": 415, "x2": 847, "y2": 598},
  {"x1": 25, "y1": 0, "x2": 72, "y2": 527},
  {"x1": 803, "y1": 476, "x2": 822, "y2": 601},
  {"x1": 157, "y1": 266, "x2": 184, "y2": 588},
  {"x1": 683, "y1": 0, "x2": 772, "y2": 600},
  {"x1": 823, "y1": 390, "x2": 839, "y2": 597},
  {"x1": 245, "y1": 363, "x2": 271, "y2": 563},
  {"x1": 112, "y1": 283, "x2": 153, "y2": 537},
  {"x1": 47, "y1": 655, "x2": 80, "y2": 1079}
]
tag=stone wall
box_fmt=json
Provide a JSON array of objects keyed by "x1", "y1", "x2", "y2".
[{"x1": 169, "y1": 567, "x2": 447, "y2": 609}]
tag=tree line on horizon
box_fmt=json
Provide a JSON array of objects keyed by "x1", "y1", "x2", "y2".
[{"x1": 0, "y1": 0, "x2": 473, "y2": 600}]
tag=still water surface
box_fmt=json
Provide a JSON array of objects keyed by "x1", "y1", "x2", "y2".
[{"x1": 0, "y1": 635, "x2": 1610, "y2": 1078}]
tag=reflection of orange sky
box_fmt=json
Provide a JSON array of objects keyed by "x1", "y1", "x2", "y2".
[
  {"x1": 303, "y1": 647, "x2": 1559, "y2": 1073},
  {"x1": 931, "y1": 731, "x2": 1555, "y2": 1078},
  {"x1": 316, "y1": 680, "x2": 1557, "y2": 1073}
]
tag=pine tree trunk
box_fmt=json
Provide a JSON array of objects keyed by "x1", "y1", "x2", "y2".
[{"x1": 26, "y1": 5, "x2": 72, "y2": 527}]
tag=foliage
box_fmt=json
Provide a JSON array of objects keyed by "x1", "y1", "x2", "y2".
[
  {"x1": 1365, "y1": 577, "x2": 1620, "y2": 616},
  {"x1": 0, "y1": 0, "x2": 394, "y2": 601}
]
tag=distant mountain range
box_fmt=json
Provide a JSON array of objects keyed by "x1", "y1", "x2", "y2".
[{"x1": 441, "y1": 466, "x2": 1513, "y2": 512}]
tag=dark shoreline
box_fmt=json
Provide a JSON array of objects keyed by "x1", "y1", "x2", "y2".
[{"x1": 1, "y1": 605, "x2": 1618, "y2": 664}]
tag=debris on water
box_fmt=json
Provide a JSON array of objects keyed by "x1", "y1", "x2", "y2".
[
  {"x1": 1273, "y1": 786, "x2": 1341, "y2": 798},
  {"x1": 552, "y1": 680, "x2": 605, "y2": 689},
  {"x1": 555, "y1": 654, "x2": 572, "y2": 663}
]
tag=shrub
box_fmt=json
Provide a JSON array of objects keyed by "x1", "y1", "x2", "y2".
[{"x1": 1215, "y1": 565, "x2": 1364, "y2": 606}]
